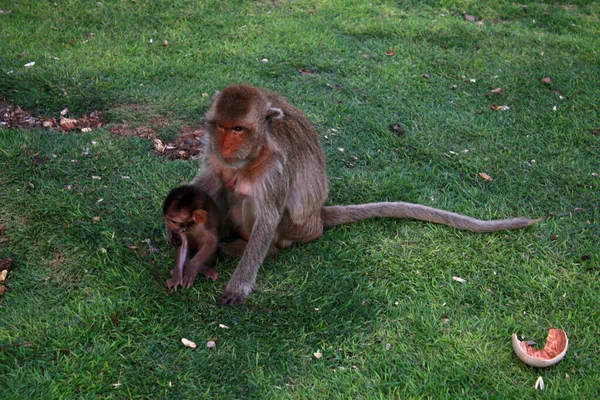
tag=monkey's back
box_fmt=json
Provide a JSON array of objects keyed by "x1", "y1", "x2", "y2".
[{"x1": 266, "y1": 91, "x2": 329, "y2": 227}]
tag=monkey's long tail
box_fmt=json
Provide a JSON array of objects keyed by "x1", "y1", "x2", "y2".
[{"x1": 322, "y1": 203, "x2": 542, "y2": 233}]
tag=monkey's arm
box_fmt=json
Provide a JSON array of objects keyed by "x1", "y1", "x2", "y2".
[
  {"x1": 220, "y1": 175, "x2": 287, "y2": 305},
  {"x1": 166, "y1": 234, "x2": 188, "y2": 291},
  {"x1": 190, "y1": 155, "x2": 224, "y2": 197},
  {"x1": 182, "y1": 232, "x2": 219, "y2": 287}
]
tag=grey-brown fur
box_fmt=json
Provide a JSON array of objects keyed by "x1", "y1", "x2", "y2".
[{"x1": 188, "y1": 84, "x2": 541, "y2": 304}]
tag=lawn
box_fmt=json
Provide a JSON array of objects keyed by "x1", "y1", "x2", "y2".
[{"x1": 1, "y1": 0, "x2": 599, "y2": 398}]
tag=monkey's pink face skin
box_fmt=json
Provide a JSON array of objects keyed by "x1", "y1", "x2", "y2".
[
  {"x1": 216, "y1": 121, "x2": 253, "y2": 160},
  {"x1": 165, "y1": 214, "x2": 192, "y2": 233}
]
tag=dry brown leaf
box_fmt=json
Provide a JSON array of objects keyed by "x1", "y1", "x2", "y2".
[
  {"x1": 452, "y1": 276, "x2": 467, "y2": 283},
  {"x1": 206, "y1": 340, "x2": 216, "y2": 348},
  {"x1": 92, "y1": 216, "x2": 101, "y2": 222},
  {"x1": 0, "y1": 285, "x2": 6, "y2": 295},
  {"x1": 488, "y1": 105, "x2": 510, "y2": 111},
  {"x1": 478, "y1": 172, "x2": 493, "y2": 181},
  {"x1": 463, "y1": 14, "x2": 476, "y2": 22},
  {"x1": 541, "y1": 77, "x2": 552, "y2": 84},
  {"x1": 0, "y1": 269, "x2": 7, "y2": 283},
  {"x1": 60, "y1": 117, "x2": 77, "y2": 131},
  {"x1": 313, "y1": 350, "x2": 322, "y2": 359},
  {"x1": 386, "y1": 50, "x2": 395, "y2": 56}
]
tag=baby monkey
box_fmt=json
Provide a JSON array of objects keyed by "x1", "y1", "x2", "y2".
[{"x1": 163, "y1": 185, "x2": 220, "y2": 290}]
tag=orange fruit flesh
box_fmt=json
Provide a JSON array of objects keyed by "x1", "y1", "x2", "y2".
[{"x1": 517, "y1": 328, "x2": 568, "y2": 359}]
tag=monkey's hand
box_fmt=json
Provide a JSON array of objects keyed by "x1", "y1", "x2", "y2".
[
  {"x1": 181, "y1": 261, "x2": 199, "y2": 289},
  {"x1": 165, "y1": 225, "x2": 182, "y2": 247},
  {"x1": 220, "y1": 280, "x2": 253, "y2": 305},
  {"x1": 166, "y1": 268, "x2": 183, "y2": 291}
]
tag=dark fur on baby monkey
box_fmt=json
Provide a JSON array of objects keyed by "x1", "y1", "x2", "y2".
[
  {"x1": 181, "y1": 84, "x2": 541, "y2": 304},
  {"x1": 163, "y1": 185, "x2": 221, "y2": 290}
]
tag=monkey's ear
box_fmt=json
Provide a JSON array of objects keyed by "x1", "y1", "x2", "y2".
[
  {"x1": 266, "y1": 107, "x2": 284, "y2": 120},
  {"x1": 192, "y1": 209, "x2": 208, "y2": 224}
]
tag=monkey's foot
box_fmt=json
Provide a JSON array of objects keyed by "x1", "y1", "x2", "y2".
[
  {"x1": 200, "y1": 268, "x2": 219, "y2": 282},
  {"x1": 220, "y1": 282, "x2": 253, "y2": 305},
  {"x1": 166, "y1": 275, "x2": 183, "y2": 291}
]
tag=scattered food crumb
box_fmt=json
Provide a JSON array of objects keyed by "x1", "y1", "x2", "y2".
[
  {"x1": 488, "y1": 105, "x2": 510, "y2": 111},
  {"x1": 478, "y1": 172, "x2": 493, "y2": 181},
  {"x1": 181, "y1": 338, "x2": 197, "y2": 349},
  {"x1": 535, "y1": 376, "x2": 544, "y2": 390}
]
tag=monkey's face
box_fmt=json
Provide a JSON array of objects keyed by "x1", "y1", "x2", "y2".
[
  {"x1": 205, "y1": 85, "x2": 278, "y2": 168},
  {"x1": 215, "y1": 120, "x2": 255, "y2": 164},
  {"x1": 165, "y1": 209, "x2": 194, "y2": 234}
]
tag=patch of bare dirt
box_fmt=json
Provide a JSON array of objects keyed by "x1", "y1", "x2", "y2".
[
  {"x1": 0, "y1": 224, "x2": 6, "y2": 245},
  {"x1": 0, "y1": 104, "x2": 102, "y2": 132},
  {"x1": 1, "y1": 103, "x2": 206, "y2": 160},
  {"x1": 0, "y1": 258, "x2": 11, "y2": 272},
  {"x1": 108, "y1": 124, "x2": 158, "y2": 139},
  {"x1": 108, "y1": 123, "x2": 206, "y2": 160},
  {"x1": 162, "y1": 126, "x2": 205, "y2": 160}
]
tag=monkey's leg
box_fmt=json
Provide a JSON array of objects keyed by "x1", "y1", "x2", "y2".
[
  {"x1": 220, "y1": 239, "x2": 279, "y2": 258},
  {"x1": 182, "y1": 236, "x2": 218, "y2": 289},
  {"x1": 220, "y1": 198, "x2": 282, "y2": 305},
  {"x1": 166, "y1": 235, "x2": 188, "y2": 290}
]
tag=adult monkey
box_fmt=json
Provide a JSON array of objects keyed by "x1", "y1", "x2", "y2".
[{"x1": 189, "y1": 84, "x2": 540, "y2": 305}]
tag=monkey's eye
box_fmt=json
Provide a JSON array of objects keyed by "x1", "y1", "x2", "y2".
[{"x1": 232, "y1": 126, "x2": 244, "y2": 133}]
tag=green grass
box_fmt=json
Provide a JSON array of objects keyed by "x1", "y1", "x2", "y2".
[{"x1": 1, "y1": 0, "x2": 599, "y2": 398}]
